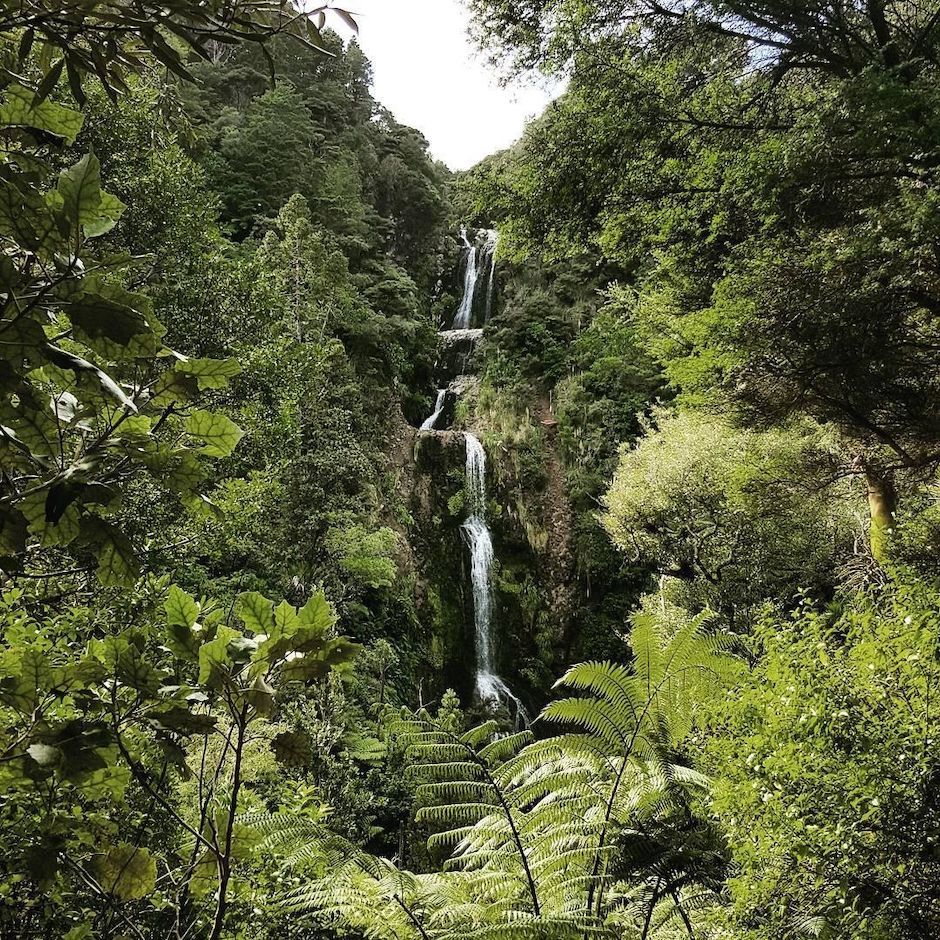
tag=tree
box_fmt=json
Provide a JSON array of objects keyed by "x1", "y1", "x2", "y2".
[
  {"x1": 208, "y1": 84, "x2": 323, "y2": 235},
  {"x1": 0, "y1": 1, "x2": 353, "y2": 99},
  {"x1": 602, "y1": 410, "x2": 858, "y2": 617},
  {"x1": 0, "y1": 87, "x2": 243, "y2": 583},
  {"x1": 0, "y1": 3, "x2": 358, "y2": 582},
  {"x1": 466, "y1": 0, "x2": 940, "y2": 555},
  {"x1": 468, "y1": 1, "x2": 940, "y2": 78}
]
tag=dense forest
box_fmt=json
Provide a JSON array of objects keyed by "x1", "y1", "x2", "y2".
[{"x1": 1, "y1": 1, "x2": 940, "y2": 937}]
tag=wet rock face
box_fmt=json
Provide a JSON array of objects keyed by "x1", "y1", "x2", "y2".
[
  {"x1": 413, "y1": 429, "x2": 467, "y2": 477},
  {"x1": 435, "y1": 329, "x2": 484, "y2": 385}
]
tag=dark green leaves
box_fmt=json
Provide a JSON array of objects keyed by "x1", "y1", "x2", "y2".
[
  {"x1": 272, "y1": 730, "x2": 313, "y2": 767},
  {"x1": 0, "y1": 83, "x2": 243, "y2": 585}
]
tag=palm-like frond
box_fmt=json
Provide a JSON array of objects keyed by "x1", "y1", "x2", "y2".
[{"x1": 281, "y1": 615, "x2": 737, "y2": 938}]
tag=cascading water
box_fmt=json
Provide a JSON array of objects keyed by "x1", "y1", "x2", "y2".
[
  {"x1": 462, "y1": 432, "x2": 528, "y2": 725},
  {"x1": 417, "y1": 225, "x2": 524, "y2": 723},
  {"x1": 452, "y1": 227, "x2": 479, "y2": 330},
  {"x1": 483, "y1": 231, "x2": 498, "y2": 323},
  {"x1": 420, "y1": 388, "x2": 447, "y2": 431}
]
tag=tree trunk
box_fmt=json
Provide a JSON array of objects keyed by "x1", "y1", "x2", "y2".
[{"x1": 865, "y1": 465, "x2": 896, "y2": 563}]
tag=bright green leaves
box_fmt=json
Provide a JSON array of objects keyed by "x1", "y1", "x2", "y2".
[
  {"x1": 705, "y1": 577, "x2": 940, "y2": 937},
  {"x1": 189, "y1": 589, "x2": 357, "y2": 694},
  {"x1": 165, "y1": 585, "x2": 202, "y2": 659},
  {"x1": 0, "y1": 84, "x2": 84, "y2": 143},
  {"x1": 0, "y1": 582, "x2": 356, "y2": 916},
  {"x1": 185, "y1": 409, "x2": 244, "y2": 457},
  {"x1": 176, "y1": 357, "x2": 242, "y2": 390},
  {"x1": 198, "y1": 625, "x2": 241, "y2": 688},
  {"x1": 56, "y1": 152, "x2": 125, "y2": 238},
  {"x1": 166, "y1": 584, "x2": 201, "y2": 630},
  {"x1": 92, "y1": 844, "x2": 157, "y2": 901},
  {"x1": 238, "y1": 591, "x2": 275, "y2": 634}
]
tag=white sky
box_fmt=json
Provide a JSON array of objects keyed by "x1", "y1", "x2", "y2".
[{"x1": 329, "y1": 0, "x2": 558, "y2": 170}]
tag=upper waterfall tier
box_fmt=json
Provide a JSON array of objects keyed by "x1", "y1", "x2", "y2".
[{"x1": 451, "y1": 229, "x2": 498, "y2": 331}]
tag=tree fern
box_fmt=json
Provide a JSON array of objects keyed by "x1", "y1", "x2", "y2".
[
  {"x1": 543, "y1": 610, "x2": 736, "y2": 923},
  {"x1": 282, "y1": 612, "x2": 737, "y2": 939}
]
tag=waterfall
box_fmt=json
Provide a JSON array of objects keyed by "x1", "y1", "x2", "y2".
[
  {"x1": 452, "y1": 227, "x2": 479, "y2": 330},
  {"x1": 418, "y1": 225, "x2": 525, "y2": 724},
  {"x1": 483, "y1": 231, "x2": 498, "y2": 323},
  {"x1": 453, "y1": 229, "x2": 497, "y2": 330},
  {"x1": 462, "y1": 432, "x2": 528, "y2": 726},
  {"x1": 420, "y1": 388, "x2": 447, "y2": 431}
]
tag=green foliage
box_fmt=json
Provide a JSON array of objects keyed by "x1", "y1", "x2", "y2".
[
  {"x1": 0, "y1": 581, "x2": 357, "y2": 936},
  {"x1": 603, "y1": 410, "x2": 859, "y2": 616},
  {"x1": 290, "y1": 615, "x2": 737, "y2": 937},
  {"x1": 704, "y1": 575, "x2": 940, "y2": 938},
  {"x1": 0, "y1": 57, "x2": 247, "y2": 584},
  {"x1": 325, "y1": 524, "x2": 399, "y2": 590},
  {"x1": 0, "y1": 2, "x2": 351, "y2": 102}
]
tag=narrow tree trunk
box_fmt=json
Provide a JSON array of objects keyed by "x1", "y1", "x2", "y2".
[
  {"x1": 865, "y1": 465, "x2": 896, "y2": 563},
  {"x1": 209, "y1": 709, "x2": 248, "y2": 940}
]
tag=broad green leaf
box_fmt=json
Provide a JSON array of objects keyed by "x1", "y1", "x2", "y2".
[
  {"x1": 185, "y1": 410, "x2": 243, "y2": 458},
  {"x1": 238, "y1": 591, "x2": 275, "y2": 634},
  {"x1": 146, "y1": 705, "x2": 216, "y2": 736},
  {"x1": 188, "y1": 851, "x2": 217, "y2": 898},
  {"x1": 55, "y1": 153, "x2": 124, "y2": 237},
  {"x1": 198, "y1": 625, "x2": 240, "y2": 687},
  {"x1": 83, "y1": 190, "x2": 125, "y2": 237},
  {"x1": 246, "y1": 673, "x2": 275, "y2": 716},
  {"x1": 84, "y1": 520, "x2": 139, "y2": 587},
  {"x1": 92, "y1": 844, "x2": 156, "y2": 901},
  {"x1": 65, "y1": 296, "x2": 152, "y2": 353},
  {"x1": 281, "y1": 639, "x2": 361, "y2": 682},
  {"x1": 176, "y1": 358, "x2": 242, "y2": 390},
  {"x1": 230, "y1": 823, "x2": 264, "y2": 860},
  {"x1": 0, "y1": 84, "x2": 83, "y2": 143},
  {"x1": 273, "y1": 600, "x2": 300, "y2": 635},
  {"x1": 20, "y1": 488, "x2": 81, "y2": 547},
  {"x1": 297, "y1": 591, "x2": 335, "y2": 632},
  {"x1": 150, "y1": 369, "x2": 200, "y2": 407},
  {"x1": 57, "y1": 152, "x2": 102, "y2": 229},
  {"x1": 271, "y1": 730, "x2": 313, "y2": 767},
  {"x1": 0, "y1": 647, "x2": 52, "y2": 712},
  {"x1": 114, "y1": 642, "x2": 163, "y2": 695},
  {"x1": 165, "y1": 585, "x2": 200, "y2": 629},
  {"x1": 44, "y1": 345, "x2": 137, "y2": 412}
]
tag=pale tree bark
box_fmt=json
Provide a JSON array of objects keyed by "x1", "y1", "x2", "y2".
[{"x1": 865, "y1": 464, "x2": 896, "y2": 563}]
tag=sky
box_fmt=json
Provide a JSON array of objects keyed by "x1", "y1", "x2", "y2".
[{"x1": 328, "y1": 0, "x2": 559, "y2": 170}]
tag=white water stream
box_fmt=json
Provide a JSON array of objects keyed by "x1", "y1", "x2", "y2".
[
  {"x1": 462, "y1": 432, "x2": 528, "y2": 725},
  {"x1": 451, "y1": 229, "x2": 497, "y2": 330},
  {"x1": 451, "y1": 227, "x2": 478, "y2": 329},
  {"x1": 420, "y1": 389, "x2": 447, "y2": 431},
  {"x1": 418, "y1": 227, "x2": 525, "y2": 723}
]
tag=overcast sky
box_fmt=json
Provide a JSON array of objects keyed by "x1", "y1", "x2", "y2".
[{"x1": 329, "y1": 0, "x2": 558, "y2": 170}]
